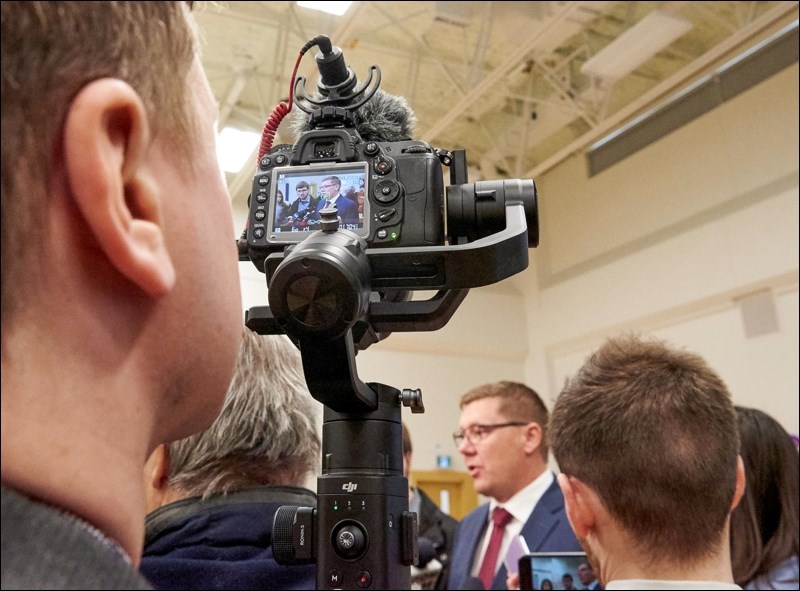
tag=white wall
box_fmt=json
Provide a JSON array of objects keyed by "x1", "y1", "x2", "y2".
[
  {"x1": 234, "y1": 63, "x2": 800, "y2": 480},
  {"x1": 237, "y1": 256, "x2": 529, "y2": 473},
  {"x1": 522, "y1": 63, "x2": 799, "y2": 433}
]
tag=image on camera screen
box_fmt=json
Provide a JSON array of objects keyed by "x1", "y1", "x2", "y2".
[{"x1": 268, "y1": 162, "x2": 369, "y2": 240}]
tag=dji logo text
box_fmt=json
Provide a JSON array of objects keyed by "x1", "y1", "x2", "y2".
[{"x1": 342, "y1": 482, "x2": 358, "y2": 493}]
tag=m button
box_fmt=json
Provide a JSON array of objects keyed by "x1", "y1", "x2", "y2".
[{"x1": 328, "y1": 569, "x2": 343, "y2": 587}]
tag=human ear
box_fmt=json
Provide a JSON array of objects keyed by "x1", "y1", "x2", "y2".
[
  {"x1": 731, "y1": 455, "x2": 746, "y2": 511},
  {"x1": 145, "y1": 444, "x2": 171, "y2": 491},
  {"x1": 556, "y1": 473, "x2": 595, "y2": 538},
  {"x1": 523, "y1": 422, "x2": 543, "y2": 454},
  {"x1": 144, "y1": 444, "x2": 172, "y2": 512},
  {"x1": 62, "y1": 78, "x2": 175, "y2": 296}
]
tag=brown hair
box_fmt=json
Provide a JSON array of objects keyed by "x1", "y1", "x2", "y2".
[
  {"x1": 730, "y1": 406, "x2": 799, "y2": 586},
  {"x1": 460, "y1": 380, "x2": 550, "y2": 460},
  {"x1": 1, "y1": 1, "x2": 198, "y2": 331},
  {"x1": 549, "y1": 334, "x2": 740, "y2": 563}
]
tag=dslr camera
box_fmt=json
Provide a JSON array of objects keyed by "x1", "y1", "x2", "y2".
[
  {"x1": 239, "y1": 35, "x2": 539, "y2": 590},
  {"x1": 248, "y1": 127, "x2": 445, "y2": 253}
]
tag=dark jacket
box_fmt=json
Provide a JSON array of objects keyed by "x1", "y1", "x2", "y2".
[
  {"x1": 141, "y1": 487, "x2": 316, "y2": 590},
  {"x1": 315, "y1": 194, "x2": 359, "y2": 226},
  {"x1": 415, "y1": 487, "x2": 459, "y2": 590}
]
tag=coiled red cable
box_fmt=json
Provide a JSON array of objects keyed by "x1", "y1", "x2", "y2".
[{"x1": 258, "y1": 50, "x2": 305, "y2": 160}]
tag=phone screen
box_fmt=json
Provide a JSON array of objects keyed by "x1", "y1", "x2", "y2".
[{"x1": 517, "y1": 552, "x2": 594, "y2": 590}]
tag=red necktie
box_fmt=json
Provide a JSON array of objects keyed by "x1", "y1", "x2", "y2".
[{"x1": 478, "y1": 507, "x2": 513, "y2": 589}]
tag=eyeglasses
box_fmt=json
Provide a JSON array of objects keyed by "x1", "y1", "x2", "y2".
[
  {"x1": 452, "y1": 422, "x2": 527, "y2": 446},
  {"x1": 321, "y1": 184, "x2": 337, "y2": 190}
]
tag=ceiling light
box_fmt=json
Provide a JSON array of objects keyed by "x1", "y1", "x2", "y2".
[
  {"x1": 581, "y1": 10, "x2": 693, "y2": 82},
  {"x1": 217, "y1": 127, "x2": 260, "y2": 174},
  {"x1": 296, "y1": 1, "x2": 352, "y2": 16}
]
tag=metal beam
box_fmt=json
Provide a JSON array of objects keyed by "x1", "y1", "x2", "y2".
[
  {"x1": 421, "y1": 1, "x2": 585, "y2": 144},
  {"x1": 524, "y1": 0, "x2": 799, "y2": 179}
]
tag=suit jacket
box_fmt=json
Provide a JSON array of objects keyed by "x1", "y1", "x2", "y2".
[
  {"x1": 447, "y1": 477, "x2": 581, "y2": 590},
  {"x1": 317, "y1": 194, "x2": 359, "y2": 226}
]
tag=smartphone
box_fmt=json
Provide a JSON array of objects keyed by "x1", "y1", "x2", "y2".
[{"x1": 517, "y1": 551, "x2": 589, "y2": 591}]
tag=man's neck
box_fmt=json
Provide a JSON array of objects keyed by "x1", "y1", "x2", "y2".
[
  {"x1": 601, "y1": 532, "x2": 736, "y2": 585},
  {"x1": 2, "y1": 357, "x2": 151, "y2": 565}
]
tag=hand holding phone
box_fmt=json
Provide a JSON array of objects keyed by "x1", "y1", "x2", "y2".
[{"x1": 517, "y1": 551, "x2": 590, "y2": 591}]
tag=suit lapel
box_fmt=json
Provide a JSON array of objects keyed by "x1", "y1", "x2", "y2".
[
  {"x1": 451, "y1": 505, "x2": 489, "y2": 588},
  {"x1": 519, "y1": 479, "x2": 564, "y2": 551}
]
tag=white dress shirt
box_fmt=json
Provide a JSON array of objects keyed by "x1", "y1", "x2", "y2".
[{"x1": 471, "y1": 470, "x2": 555, "y2": 578}]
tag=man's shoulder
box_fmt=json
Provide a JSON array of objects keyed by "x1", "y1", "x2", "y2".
[
  {"x1": 460, "y1": 502, "x2": 490, "y2": 525},
  {"x1": 417, "y1": 488, "x2": 458, "y2": 526},
  {"x1": 144, "y1": 486, "x2": 317, "y2": 543}
]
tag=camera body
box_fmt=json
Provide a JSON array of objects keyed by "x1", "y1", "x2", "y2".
[{"x1": 247, "y1": 123, "x2": 445, "y2": 268}]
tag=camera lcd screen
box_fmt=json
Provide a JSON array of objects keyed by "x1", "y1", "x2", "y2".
[
  {"x1": 518, "y1": 552, "x2": 597, "y2": 591},
  {"x1": 267, "y1": 162, "x2": 369, "y2": 242}
]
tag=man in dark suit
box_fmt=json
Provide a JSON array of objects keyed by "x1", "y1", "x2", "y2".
[
  {"x1": 577, "y1": 561, "x2": 602, "y2": 590},
  {"x1": 447, "y1": 381, "x2": 581, "y2": 590},
  {"x1": 315, "y1": 175, "x2": 359, "y2": 227},
  {"x1": 403, "y1": 423, "x2": 458, "y2": 590},
  {"x1": 284, "y1": 181, "x2": 317, "y2": 228}
]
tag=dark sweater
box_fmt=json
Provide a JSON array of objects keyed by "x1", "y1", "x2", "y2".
[{"x1": 1, "y1": 484, "x2": 152, "y2": 590}]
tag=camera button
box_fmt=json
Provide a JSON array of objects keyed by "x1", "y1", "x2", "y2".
[
  {"x1": 377, "y1": 209, "x2": 396, "y2": 222},
  {"x1": 364, "y1": 142, "x2": 379, "y2": 156},
  {"x1": 373, "y1": 157, "x2": 393, "y2": 175},
  {"x1": 274, "y1": 154, "x2": 288, "y2": 165},
  {"x1": 377, "y1": 229, "x2": 388, "y2": 239},
  {"x1": 254, "y1": 210, "x2": 266, "y2": 221},
  {"x1": 356, "y1": 571, "x2": 372, "y2": 588},
  {"x1": 327, "y1": 569, "x2": 343, "y2": 587},
  {"x1": 256, "y1": 191, "x2": 268, "y2": 203},
  {"x1": 373, "y1": 180, "x2": 401, "y2": 204},
  {"x1": 259, "y1": 156, "x2": 271, "y2": 168},
  {"x1": 258, "y1": 176, "x2": 270, "y2": 186},
  {"x1": 253, "y1": 228, "x2": 265, "y2": 239}
]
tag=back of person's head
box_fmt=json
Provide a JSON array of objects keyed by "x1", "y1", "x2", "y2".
[
  {"x1": 550, "y1": 334, "x2": 740, "y2": 563},
  {"x1": 460, "y1": 380, "x2": 549, "y2": 460},
  {"x1": 1, "y1": 1, "x2": 198, "y2": 330},
  {"x1": 165, "y1": 329, "x2": 321, "y2": 498},
  {"x1": 730, "y1": 406, "x2": 799, "y2": 586},
  {"x1": 401, "y1": 423, "x2": 413, "y2": 479},
  {"x1": 402, "y1": 422, "x2": 413, "y2": 456}
]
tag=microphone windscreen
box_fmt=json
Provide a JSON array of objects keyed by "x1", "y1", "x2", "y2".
[{"x1": 290, "y1": 89, "x2": 417, "y2": 143}]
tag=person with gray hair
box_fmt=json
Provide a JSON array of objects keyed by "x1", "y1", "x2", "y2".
[{"x1": 140, "y1": 329, "x2": 320, "y2": 590}]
